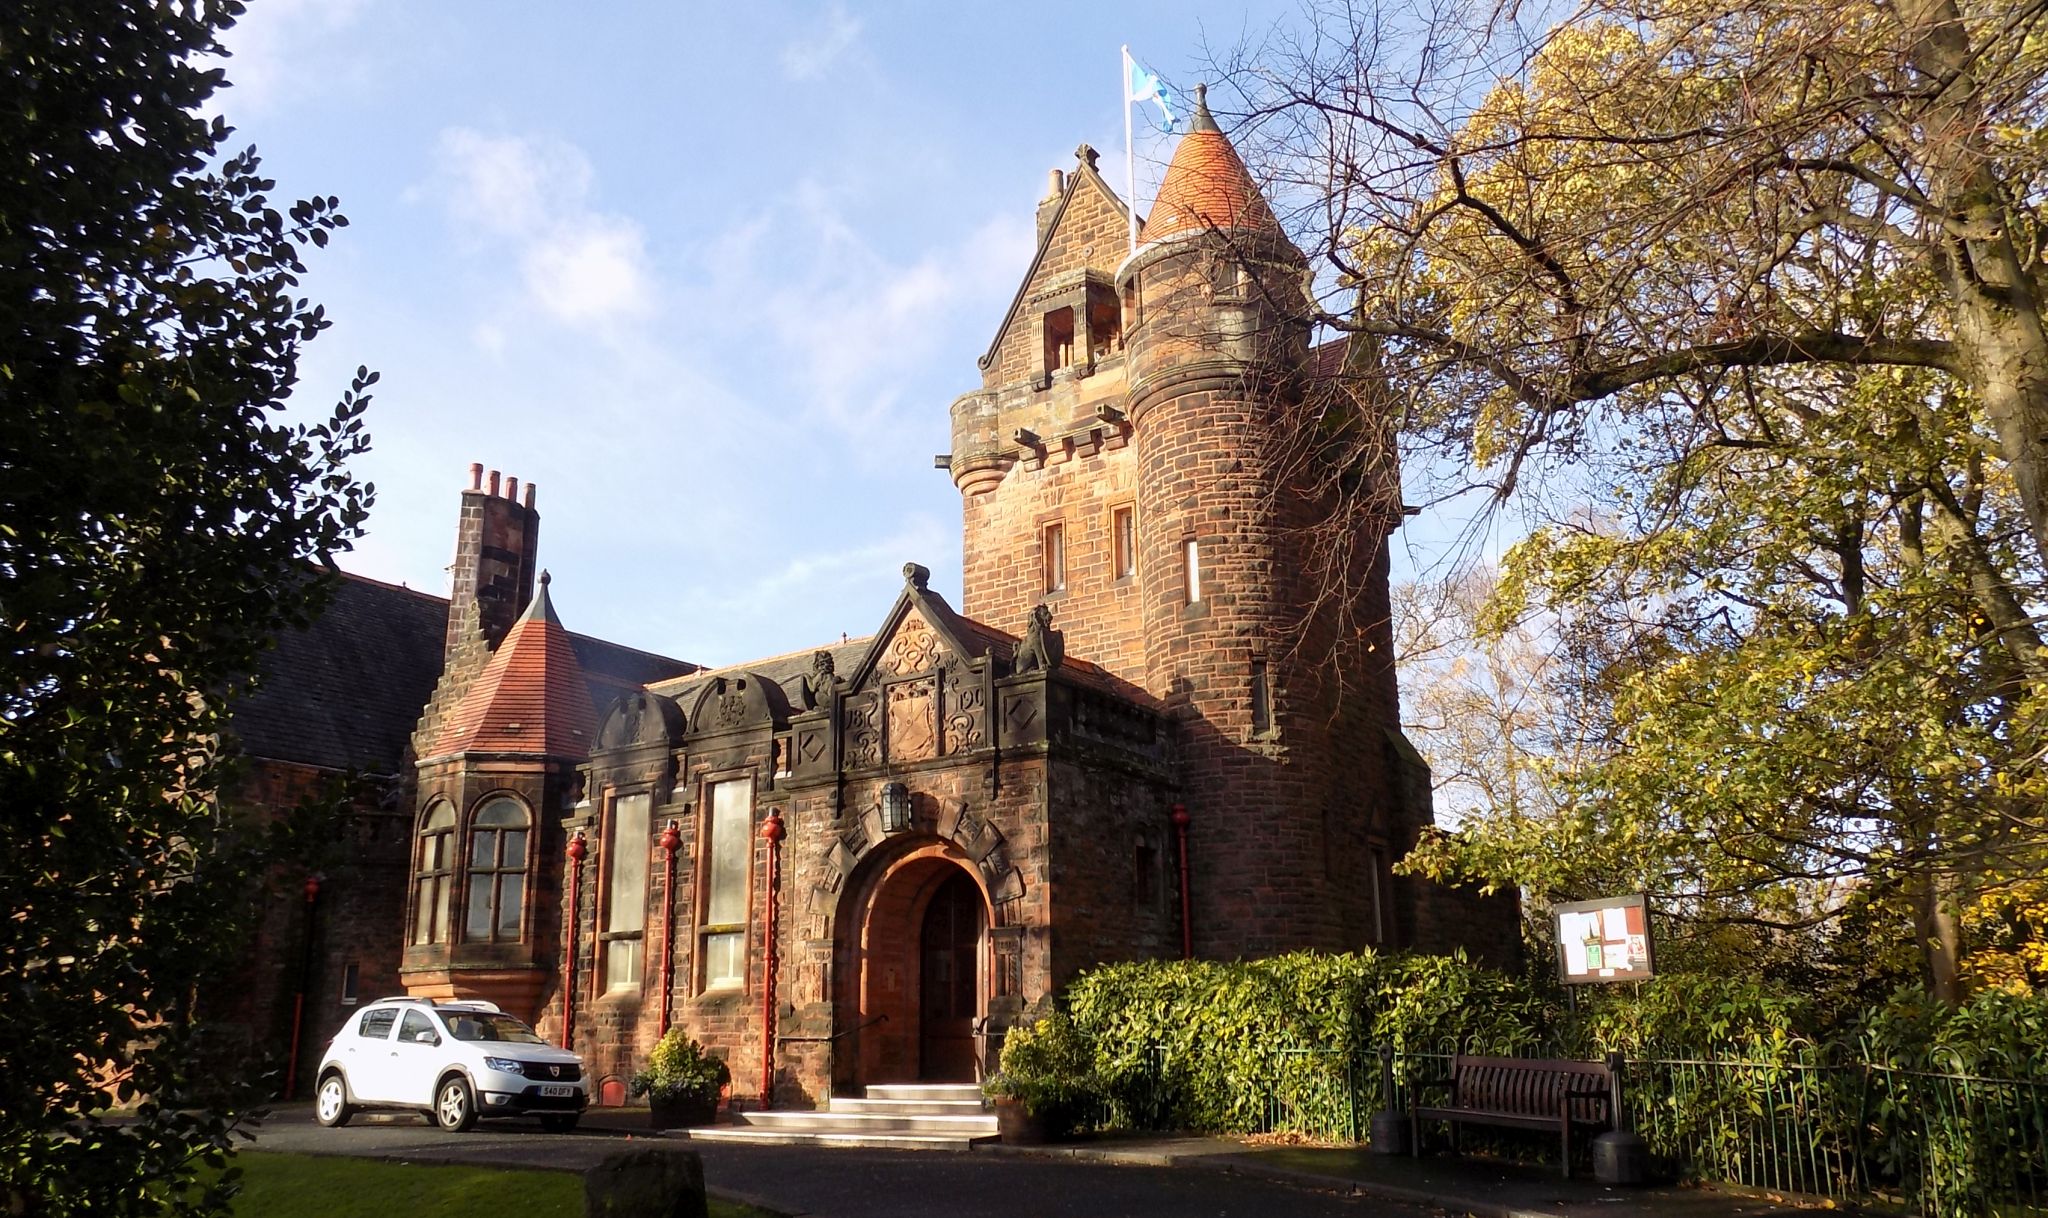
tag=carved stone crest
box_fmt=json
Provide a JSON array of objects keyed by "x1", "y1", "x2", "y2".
[
  {"x1": 886, "y1": 679, "x2": 938, "y2": 762},
  {"x1": 804, "y1": 649, "x2": 837, "y2": 710},
  {"x1": 883, "y1": 612, "x2": 942, "y2": 676}
]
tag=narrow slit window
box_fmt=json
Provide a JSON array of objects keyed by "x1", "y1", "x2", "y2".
[
  {"x1": 1043, "y1": 522, "x2": 1066, "y2": 593},
  {"x1": 340, "y1": 962, "x2": 359, "y2": 1006},
  {"x1": 1183, "y1": 538, "x2": 1202, "y2": 604},
  {"x1": 1251, "y1": 660, "x2": 1272, "y2": 736},
  {"x1": 1112, "y1": 506, "x2": 1135, "y2": 580}
]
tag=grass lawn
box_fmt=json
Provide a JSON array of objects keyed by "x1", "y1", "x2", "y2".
[{"x1": 228, "y1": 1151, "x2": 774, "y2": 1218}]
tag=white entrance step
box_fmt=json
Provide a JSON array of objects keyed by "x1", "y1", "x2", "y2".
[{"x1": 683, "y1": 1082, "x2": 997, "y2": 1151}]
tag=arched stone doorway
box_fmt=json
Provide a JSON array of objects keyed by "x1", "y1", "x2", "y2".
[{"x1": 833, "y1": 840, "x2": 990, "y2": 1088}]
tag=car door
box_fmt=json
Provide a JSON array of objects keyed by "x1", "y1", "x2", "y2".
[
  {"x1": 340, "y1": 1007, "x2": 400, "y2": 1103},
  {"x1": 387, "y1": 1008, "x2": 445, "y2": 1107}
]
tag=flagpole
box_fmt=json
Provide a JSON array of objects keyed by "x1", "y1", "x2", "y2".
[{"x1": 1123, "y1": 45, "x2": 1138, "y2": 255}]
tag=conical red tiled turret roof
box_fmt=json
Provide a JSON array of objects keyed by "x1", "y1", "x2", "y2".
[
  {"x1": 1141, "y1": 84, "x2": 1279, "y2": 242},
  {"x1": 437, "y1": 571, "x2": 598, "y2": 758}
]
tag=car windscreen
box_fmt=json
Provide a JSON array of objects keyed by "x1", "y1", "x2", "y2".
[{"x1": 444, "y1": 1012, "x2": 546, "y2": 1044}]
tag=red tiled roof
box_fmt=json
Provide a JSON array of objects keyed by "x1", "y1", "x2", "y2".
[
  {"x1": 1141, "y1": 87, "x2": 1278, "y2": 243},
  {"x1": 438, "y1": 573, "x2": 597, "y2": 758}
]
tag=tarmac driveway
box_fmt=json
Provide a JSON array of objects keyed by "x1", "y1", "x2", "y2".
[{"x1": 249, "y1": 1105, "x2": 1420, "y2": 1218}]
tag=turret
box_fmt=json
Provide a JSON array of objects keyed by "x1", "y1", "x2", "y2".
[{"x1": 1116, "y1": 86, "x2": 1373, "y2": 957}]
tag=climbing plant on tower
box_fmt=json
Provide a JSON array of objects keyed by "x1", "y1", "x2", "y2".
[{"x1": 0, "y1": 1, "x2": 373, "y2": 1212}]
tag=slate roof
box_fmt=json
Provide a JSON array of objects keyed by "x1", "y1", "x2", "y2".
[
  {"x1": 232, "y1": 572, "x2": 449, "y2": 775},
  {"x1": 231, "y1": 571, "x2": 695, "y2": 774},
  {"x1": 1141, "y1": 86, "x2": 1279, "y2": 242},
  {"x1": 437, "y1": 574, "x2": 599, "y2": 758}
]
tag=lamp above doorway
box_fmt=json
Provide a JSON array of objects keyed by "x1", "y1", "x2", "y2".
[{"x1": 881, "y1": 782, "x2": 912, "y2": 834}]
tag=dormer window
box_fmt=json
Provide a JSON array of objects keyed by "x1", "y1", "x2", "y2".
[{"x1": 1044, "y1": 306, "x2": 1076, "y2": 375}]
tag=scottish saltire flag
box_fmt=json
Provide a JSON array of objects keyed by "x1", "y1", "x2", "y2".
[{"x1": 1125, "y1": 50, "x2": 1176, "y2": 131}]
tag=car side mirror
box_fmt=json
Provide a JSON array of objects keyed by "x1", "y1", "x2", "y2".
[{"x1": 414, "y1": 1030, "x2": 439, "y2": 1045}]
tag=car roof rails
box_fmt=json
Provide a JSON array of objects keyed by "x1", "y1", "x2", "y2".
[{"x1": 365, "y1": 995, "x2": 504, "y2": 1013}]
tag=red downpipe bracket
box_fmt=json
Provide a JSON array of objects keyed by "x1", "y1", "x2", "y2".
[
  {"x1": 658, "y1": 820, "x2": 682, "y2": 1035},
  {"x1": 562, "y1": 830, "x2": 587, "y2": 1049},
  {"x1": 759, "y1": 810, "x2": 785, "y2": 1105},
  {"x1": 1172, "y1": 804, "x2": 1192, "y2": 960}
]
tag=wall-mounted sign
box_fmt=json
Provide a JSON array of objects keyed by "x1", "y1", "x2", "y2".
[{"x1": 1554, "y1": 893, "x2": 1655, "y2": 984}]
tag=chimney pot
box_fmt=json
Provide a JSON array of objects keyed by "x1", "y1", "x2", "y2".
[
  {"x1": 469, "y1": 462, "x2": 484, "y2": 491},
  {"x1": 523, "y1": 482, "x2": 537, "y2": 509},
  {"x1": 1048, "y1": 168, "x2": 1065, "y2": 198},
  {"x1": 505, "y1": 475, "x2": 519, "y2": 502},
  {"x1": 488, "y1": 469, "x2": 502, "y2": 496}
]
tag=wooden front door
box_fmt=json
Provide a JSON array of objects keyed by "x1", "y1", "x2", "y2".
[{"x1": 918, "y1": 871, "x2": 983, "y2": 1081}]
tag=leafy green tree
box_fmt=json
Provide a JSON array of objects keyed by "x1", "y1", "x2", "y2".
[
  {"x1": 1, "y1": 2, "x2": 372, "y2": 1212},
  {"x1": 1205, "y1": 0, "x2": 2048, "y2": 1003}
]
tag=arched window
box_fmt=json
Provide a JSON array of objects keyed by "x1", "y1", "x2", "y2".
[
  {"x1": 412, "y1": 801, "x2": 456, "y2": 945},
  {"x1": 466, "y1": 797, "x2": 530, "y2": 942}
]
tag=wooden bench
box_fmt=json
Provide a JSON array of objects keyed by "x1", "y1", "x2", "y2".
[{"x1": 1409, "y1": 1054, "x2": 1615, "y2": 1177}]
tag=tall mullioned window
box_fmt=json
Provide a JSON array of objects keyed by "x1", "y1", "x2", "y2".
[
  {"x1": 466, "y1": 797, "x2": 529, "y2": 942},
  {"x1": 701, "y1": 778, "x2": 753, "y2": 989},
  {"x1": 604, "y1": 792, "x2": 650, "y2": 991},
  {"x1": 412, "y1": 801, "x2": 456, "y2": 946}
]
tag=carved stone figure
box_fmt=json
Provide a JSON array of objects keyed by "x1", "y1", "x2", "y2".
[{"x1": 1012, "y1": 602, "x2": 1065, "y2": 673}]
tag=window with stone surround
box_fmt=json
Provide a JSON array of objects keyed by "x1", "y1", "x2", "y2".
[
  {"x1": 1043, "y1": 306, "x2": 1076, "y2": 375},
  {"x1": 700, "y1": 777, "x2": 753, "y2": 990},
  {"x1": 465, "y1": 796, "x2": 529, "y2": 943},
  {"x1": 1111, "y1": 505, "x2": 1135, "y2": 581},
  {"x1": 1042, "y1": 521, "x2": 1067, "y2": 594},
  {"x1": 411, "y1": 800, "x2": 456, "y2": 946},
  {"x1": 1182, "y1": 538, "x2": 1202, "y2": 603},
  {"x1": 603, "y1": 791, "x2": 651, "y2": 992},
  {"x1": 1251, "y1": 660, "x2": 1273, "y2": 738}
]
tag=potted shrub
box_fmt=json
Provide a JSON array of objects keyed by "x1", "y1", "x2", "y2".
[
  {"x1": 982, "y1": 1010, "x2": 1094, "y2": 1144},
  {"x1": 629, "y1": 1029, "x2": 730, "y2": 1129}
]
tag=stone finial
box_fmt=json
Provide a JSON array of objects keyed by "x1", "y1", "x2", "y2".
[
  {"x1": 539, "y1": 569, "x2": 552, "y2": 587},
  {"x1": 902, "y1": 562, "x2": 930, "y2": 590},
  {"x1": 1075, "y1": 143, "x2": 1100, "y2": 171},
  {"x1": 1191, "y1": 83, "x2": 1219, "y2": 133}
]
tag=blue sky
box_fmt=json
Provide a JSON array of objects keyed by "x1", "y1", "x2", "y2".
[{"x1": 222, "y1": 0, "x2": 1482, "y2": 667}]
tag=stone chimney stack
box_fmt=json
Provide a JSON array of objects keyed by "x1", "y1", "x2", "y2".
[{"x1": 446, "y1": 462, "x2": 541, "y2": 660}]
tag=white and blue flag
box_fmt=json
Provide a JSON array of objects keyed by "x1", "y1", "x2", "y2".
[{"x1": 1125, "y1": 50, "x2": 1176, "y2": 132}]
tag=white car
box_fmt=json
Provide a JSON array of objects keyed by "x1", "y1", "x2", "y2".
[{"x1": 312, "y1": 997, "x2": 588, "y2": 1133}]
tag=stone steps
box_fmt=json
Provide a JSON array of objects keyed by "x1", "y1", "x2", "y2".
[{"x1": 684, "y1": 1082, "x2": 997, "y2": 1151}]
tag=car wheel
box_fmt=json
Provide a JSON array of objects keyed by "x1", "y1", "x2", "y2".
[
  {"x1": 314, "y1": 1074, "x2": 353, "y2": 1128},
  {"x1": 540, "y1": 1113, "x2": 580, "y2": 1134},
  {"x1": 434, "y1": 1076, "x2": 477, "y2": 1132}
]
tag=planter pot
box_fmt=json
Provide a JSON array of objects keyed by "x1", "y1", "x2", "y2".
[
  {"x1": 992, "y1": 1095, "x2": 1056, "y2": 1145},
  {"x1": 647, "y1": 1091, "x2": 720, "y2": 1130}
]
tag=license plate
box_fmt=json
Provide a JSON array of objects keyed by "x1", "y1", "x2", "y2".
[{"x1": 539, "y1": 1084, "x2": 574, "y2": 1098}]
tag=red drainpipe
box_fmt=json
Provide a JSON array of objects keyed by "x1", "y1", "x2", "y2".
[
  {"x1": 562, "y1": 831, "x2": 587, "y2": 1049},
  {"x1": 1171, "y1": 804, "x2": 1192, "y2": 960},
  {"x1": 658, "y1": 820, "x2": 682, "y2": 1035},
  {"x1": 759, "y1": 810, "x2": 785, "y2": 1105},
  {"x1": 283, "y1": 873, "x2": 321, "y2": 1100}
]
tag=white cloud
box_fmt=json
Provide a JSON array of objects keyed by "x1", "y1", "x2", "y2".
[
  {"x1": 522, "y1": 218, "x2": 653, "y2": 324},
  {"x1": 780, "y1": 2, "x2": 864, "y2": 81},
  {"x1": 213, "y1": 0, "x2": 372, "y2": 115},
  {"x1": 430, "y1": 128, "x2": 652, "y2": 330}
]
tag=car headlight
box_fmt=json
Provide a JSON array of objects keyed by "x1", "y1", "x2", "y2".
[{"x1": 482, "y1": 1057, "x2": 525, "y2": 1075}]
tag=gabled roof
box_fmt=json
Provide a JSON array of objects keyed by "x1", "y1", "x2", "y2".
[
  {"x1": 1141, "y1": 85, "x2": 1279, "y2": 242},
  {"x1": 842, "y1": 564, "x2": 1008, "y2": 691},
  {"x1": 436, "y1": 573, "x2": 599, "y2": 758},
  {"x1": 976, "y1": 146, "x2": 1135, "y2": 373}
]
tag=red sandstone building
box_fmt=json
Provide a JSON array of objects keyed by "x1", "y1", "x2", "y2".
[{"x1": 231, "y1": 99, "x2": 1512, "y2": 1107}]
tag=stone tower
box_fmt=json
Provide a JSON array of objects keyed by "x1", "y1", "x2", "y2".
[{"x1": 1116, "y1": 87, "x2": 1398, "y2": 957}]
